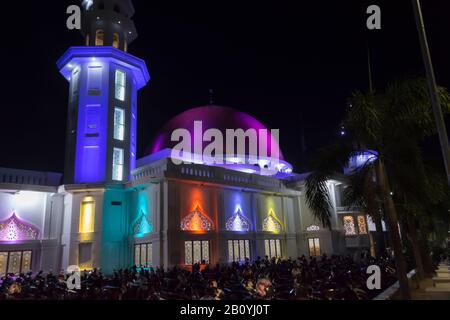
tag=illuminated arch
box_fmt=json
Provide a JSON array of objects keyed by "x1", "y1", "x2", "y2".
[
  {"x1": 181, "y1": 205, "x2": 213, "y2": 232},
  {"x1": 226, "y1": 208, "x2": 251, "y2": 232},
  {"x1": 133, "y1": 209, "x2": 153, "y2": 237},
  {"x1": 262, "y1": 209, "x2": 283, "y2": 233},
  {"x1": 0, "y1": 212, "x2": 39, "y2": 242}
]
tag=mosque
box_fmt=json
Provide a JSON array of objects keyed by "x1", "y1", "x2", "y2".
[{"x1": 0, "y1": 0, "x2": 383, "y2": 276}]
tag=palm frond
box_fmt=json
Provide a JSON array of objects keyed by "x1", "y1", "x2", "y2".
[
  {"x1": 385, "y1": 77, "x2": 450, "y2": 140},
  {"x1": 344, "y1": 158, "x2": 381, "y2": 218},
  {"x1": 305, "y1": 173, "x2": 334, "y2": 229},
  {"x1": 346, "y1": 91, "x2": 383, "y2": 148},
  {"x1": 305, "y1": 142, "x2": 354, "y2": 229}
]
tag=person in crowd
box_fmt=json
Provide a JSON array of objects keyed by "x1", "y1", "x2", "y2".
[{"x1": 0, "y1": 254, "x2": 399, "y2": 301}]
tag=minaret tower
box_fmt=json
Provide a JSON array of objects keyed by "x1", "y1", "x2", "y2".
[{"x1": 57, "y1": 0, "x2": 150, "y2": 184}]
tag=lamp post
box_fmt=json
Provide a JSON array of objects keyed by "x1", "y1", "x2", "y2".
[{"x1": 412, "y1": 0, "x2": 450, "y2": 188}]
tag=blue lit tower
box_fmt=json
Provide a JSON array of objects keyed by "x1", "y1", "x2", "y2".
[{"x1": 57, "y1": 0, "x2": 150, "y2": 184}]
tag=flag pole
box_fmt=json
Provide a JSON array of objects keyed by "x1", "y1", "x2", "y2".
[{"x1": 412, "y1": 0, "x2": 450, "y2": 188}]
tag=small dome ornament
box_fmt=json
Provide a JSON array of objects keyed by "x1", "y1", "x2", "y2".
[{"x1": 0, "y1": 212, "x2": 39, "y2": 242}]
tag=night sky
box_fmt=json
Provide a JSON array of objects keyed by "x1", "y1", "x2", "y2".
[{"x1": 1, "y1": 0, "x2": 449, "y2": 174}]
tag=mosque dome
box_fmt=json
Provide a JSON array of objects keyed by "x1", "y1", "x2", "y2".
[{"x1": 148, "y1": 105, "x2": 293, "y2": 176}]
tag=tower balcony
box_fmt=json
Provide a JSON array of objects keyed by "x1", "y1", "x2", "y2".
[{"x1": 57, "y1": 46, "x2": 149, "y2": 89}]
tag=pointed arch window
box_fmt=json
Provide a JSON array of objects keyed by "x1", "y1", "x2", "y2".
[
  {"x1": 262, "y1": 209, "x2": 282, "y2": 233},
  {"x1": 226, "y1": 208, "x2": 250, "y2": 232},
  {"x1": 95, "y1": 30, "x2": 104, "y2": 46},
  {"x1": 181, "y1": 206, "x2": 213, "y2": 232}
]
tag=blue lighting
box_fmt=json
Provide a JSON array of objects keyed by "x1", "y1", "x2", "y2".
[
  {"x1": 226, "y1": 207, "x2": 251, "y2": 232},
  {"x1": 133, "y1": 192, "x2": 152, "y2": 238},
  {"x1": 57, "y1": 47, "x2": 149, "y2": 183}
]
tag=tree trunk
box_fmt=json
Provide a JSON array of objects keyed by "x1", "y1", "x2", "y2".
[
  {"x1": 406, "y1": 214, "x2": 425, "y2": 279},
  {"x1": 418, "y1": 232, "x2": 434, "y2": 275},
  {"x1": 373, "y1": 213, "x2": 386, "y2": 257},
  {"x1": 377, "y1": 159, "x2": 411, "y2": 300}
]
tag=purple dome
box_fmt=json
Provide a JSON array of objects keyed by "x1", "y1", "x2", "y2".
[{"x1": 149, "y1": 105, "x2": 285, "y2": 160}]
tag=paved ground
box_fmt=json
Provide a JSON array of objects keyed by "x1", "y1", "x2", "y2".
[{"x1": 409, "y1": 278, "x2": 450, "y2": 300}]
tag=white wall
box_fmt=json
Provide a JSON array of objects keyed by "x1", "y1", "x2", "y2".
[{"x1": 0, "y1": 191, "x2": 48, "y2": 236}]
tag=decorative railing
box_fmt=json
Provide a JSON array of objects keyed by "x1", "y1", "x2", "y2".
[
  {"x1": 130, "y1": 159, "x2": 287, "y2": 191},
  {"x1": 0, "y1": 168, "x2": 62, "y2": 187},
  {"x1": 131, "y1": 160, "x2": 167, "y2": 185}
]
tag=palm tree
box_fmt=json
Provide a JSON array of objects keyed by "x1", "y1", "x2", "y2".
[{"x1": 305, "y1": 78, "x2": 450, "y2": 300}]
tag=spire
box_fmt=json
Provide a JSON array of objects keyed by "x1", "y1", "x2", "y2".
[{"x1": 81, "y1": 0, "x2": 137, "y2": 52}]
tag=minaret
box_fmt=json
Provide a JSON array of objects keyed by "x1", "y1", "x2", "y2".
[{"x1": 57, "y1": 0, "x2": 150, "y2": 184}]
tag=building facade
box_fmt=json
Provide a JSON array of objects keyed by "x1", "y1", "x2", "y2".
[{"x1": 0, "y1": 0, "x2": 385, "y2": 277}]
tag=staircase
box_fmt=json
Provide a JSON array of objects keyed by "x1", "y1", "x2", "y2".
[{"x1": 426, "y1": 261, "x2": 450, "y2": 293}]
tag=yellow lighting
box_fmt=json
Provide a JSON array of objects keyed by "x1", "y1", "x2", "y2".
[
  {"x1": 95, "y1": 30, "x2": 104, "y2": 46},
  {"x1": 357, "y1": 215, "x2": 368, "y2": 235},
  {"x1": 263, "y1": 209, "x2": 283, "y2": 234},
  {"x1": 113, "y1": 33, "x2": 119, "y2": 49},
  {"x1": 79, "y1": 197, "x2": 95, "y2": 234}
]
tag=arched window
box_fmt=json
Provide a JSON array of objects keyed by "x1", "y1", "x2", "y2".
[
  {"x1": 79, "y1": 197, "x2": 95, "y2": 233},
  {"x1": 113, "y1": 33, "x2": 120, "y2": 49},
  {"x1": 95, "y1": 30, "x2": 104, "y2": 46}
]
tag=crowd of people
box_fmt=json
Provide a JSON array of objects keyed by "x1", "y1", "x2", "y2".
[{"x1": 0, "y1": 254, "x2": 398, "y2": 300}]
